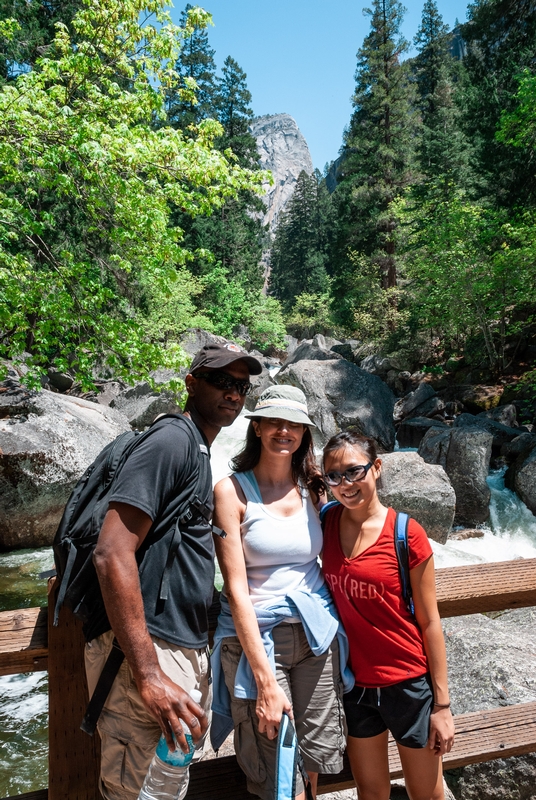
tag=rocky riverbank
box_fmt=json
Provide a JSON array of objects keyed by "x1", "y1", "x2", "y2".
[{"x1": 2, "y1": 328, "x2": 536, "y2": 798}]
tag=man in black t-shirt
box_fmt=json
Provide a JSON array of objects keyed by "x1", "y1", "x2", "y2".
[{"x1": 85, "y1": 342, "x2": 262, "y2": 800}]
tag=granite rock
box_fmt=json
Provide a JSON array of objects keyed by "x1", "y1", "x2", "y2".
[
  {"x1": 0, "y1": 390, "x2": 130, "y2": 549},
  {"x1": 377, "y1": 451, "x2": 455, "y2": 543},
  {"x1": 250, "y1": 113, "x2": 314, "y2": 232},
  {"x1": 275, "y1": 358, "x2": 396, "y2": 451}
]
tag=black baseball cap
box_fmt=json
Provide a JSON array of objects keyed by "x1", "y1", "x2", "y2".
[{"x1": 189, "y1": 342, "x2": 263, "y2": 375}]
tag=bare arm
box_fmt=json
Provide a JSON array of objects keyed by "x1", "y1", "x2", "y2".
[
  {"x1": 411, "y1": 555, "x2": 455, "y2": 756},
  {"x1": 93, "y1": 501, "x2": 207, "y2": 751},
  {"x1": 213, "y1": 478, "x2": 292, "y2": 739}
]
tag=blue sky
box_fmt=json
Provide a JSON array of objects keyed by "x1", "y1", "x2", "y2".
[{"x1": 170, "y1": 0, "x2": 471, "y2": 169}]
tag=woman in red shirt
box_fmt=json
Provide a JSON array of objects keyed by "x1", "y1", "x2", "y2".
[{"x1": 321, "y1": 430, "x2": 454, "y2": 800}]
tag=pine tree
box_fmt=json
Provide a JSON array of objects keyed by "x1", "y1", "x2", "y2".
[
  {"x1": 269, "y1": 170, "x2": 333, "y2": 311},
  {"x1": 0, "y1": 0, "x2": 81, "y2": 82},
  {"x1": 331, "y1": 0, "x2": 419, "y2": 330},
  {"x1": 412, "y1": 0, "x2": 472, "y2": 196},
  {"x1": 461, "y1": 0, "x2": 536, "y2": 207},
  {"x1": 166, "y1": 3, "x2": 216, "y2": 129},
  {"x1": 179, "y1": 54, "x2": 265, "y2": 291},
  {"x1": 215, "y1": 56, "x2": 258, "y2": 167},
  {"x1": 413, "y1": 0, "x2": 450, "y2": 114}
]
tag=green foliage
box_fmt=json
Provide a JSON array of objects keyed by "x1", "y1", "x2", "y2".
[
  {"x1": 399, "y1": 194, "x2": 536, "y2": 370},
  {"x1": 269, "y1": 170, "x2": 334, "y2": 311},
  {"x1": 199, "y1": 266, "x2": 286, "y2": 351},
  {"x1": 330, "y1": 0, "x2": 419, "y2": 331},
  {"x1": 497, "y1": 71, "x2": 536, "y2": 150},
  {"x1": 0, "y1": 0, "x2": 81, "y2": 82},
  {"x1": 166, "y1": 3, "x2": 216, "y2": 129},
  {"x1": 285, "y1": 292, "x2": 337, "y2": 339},
  {"x1": 461, "y1": 0, "x2": 536, "y2": 207},
  {"x1": 0, "y1": 0, "x2": 267, "y2": 387},
  {"x1": 215, "y1": 55, "x2": 259, "y2": 168},
  {"x1": 412, "y1": 0, "x2": 473, "y2": 197}
]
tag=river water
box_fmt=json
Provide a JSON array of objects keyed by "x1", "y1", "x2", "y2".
[{"x1": 1, "y1": 415, "x2": 536, "y2": 796}]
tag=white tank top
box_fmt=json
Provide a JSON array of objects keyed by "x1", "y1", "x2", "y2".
[{"x1": 232, "y1": 470, "x2": 325, "y2": 610}]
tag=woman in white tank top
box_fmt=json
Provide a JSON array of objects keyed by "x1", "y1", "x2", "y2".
[{"x1": 213, "y1": 385, "x2": 348, "y2": 800}]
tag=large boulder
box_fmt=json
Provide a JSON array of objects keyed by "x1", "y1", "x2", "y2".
[
  {"x1": 396, "y1": 417, "x2": 449, "y2": 449},
  {"x1": 448, "y1": 384, "x2": 504, "y2": 414},
  {"x1": 478, "y1": 403, "x2": 518, "y2": 428},
  {"x1": 505, "y1": 445, "x2": 536, "y2": 516},
  {"x1": 393, "y1": 382, "x2": 436, "y2": 422},
  {"x1": 377, "y1": 452, "x2": 455, "y2": 543},
  {"x1": 454, "y1": 413, "x2": 522, "y2": 452},
  {"x1": 283, "y1": 339, "x2": 344, "y2": 368},
  {"x1": 0, "y1": 390, "x2": 130, "y2": 549},
  {"x1": 275, "y1": 359, "x2": 396, "y2": 451},
  {"x1": 109, "y1": 381, "x2": 183, "y2": 430},
  {"x1": 178, "y1": 328, "x2": 229, "y2": 357},
  {"x1": 419, "y1": 427, "x2": 493, "y2": 525},
  {"x1": 501, "y1": 433, "x2": 536, "y2": 464},
  {"x1": 443, "y1": 608, "x2": 536, "y2": 799}
]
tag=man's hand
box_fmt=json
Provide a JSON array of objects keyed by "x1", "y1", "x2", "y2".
[{"x1": 138, "y1": 669, "x2": 208, "y2": 752}]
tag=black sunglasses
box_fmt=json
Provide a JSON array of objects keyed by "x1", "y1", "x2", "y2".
[
  {"x1": 194, "y1": 371, "x2": 253, "y2": 397},
  {"x1": 323, "y1": 462, "x2": 374, "y2": 487}
]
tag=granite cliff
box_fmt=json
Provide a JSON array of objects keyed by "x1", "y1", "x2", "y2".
[{"x1": 250, "y1": 113, "x2": 313, "y2": 232}]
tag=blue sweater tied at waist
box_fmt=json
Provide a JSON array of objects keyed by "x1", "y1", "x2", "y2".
[{"x1": 210, "y1": 583, "x2": 354, "y2": 751}]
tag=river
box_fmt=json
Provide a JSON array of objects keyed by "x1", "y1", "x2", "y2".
[{"x1": 1, "y1": 415, "x2": 536, "y2": 796}]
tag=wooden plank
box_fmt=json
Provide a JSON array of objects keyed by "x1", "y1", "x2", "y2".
[
  {"x1": 187, "y1": 703, "x2": 536, "y2": 798},
  {"x1": 0, "y1": 606, "x2": 48, "y2": 676},
  {"x1": 47, "y1": 579, "x2": 101, "y2": 800},
  {"x1": 436, "y1": 558, "x2": 536, "y2": 617},
  {"x1": 1, "y1": 559, "x2": 535, "y2": 679},
  {"x1": 386, "y1": 700, "x2": 536, "y2": 780}
]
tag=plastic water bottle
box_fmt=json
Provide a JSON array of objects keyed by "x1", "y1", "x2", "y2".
[{"x1": 138, "y1": 689, "x2": 203, "y2": 800}]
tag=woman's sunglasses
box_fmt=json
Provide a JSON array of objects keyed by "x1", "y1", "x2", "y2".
[
  {"x1": 194, "y1": 371, "x2": 253, "y2": 397},
  {"x1": 323, "y1": 462, "x2": 373, "y2": 487}
]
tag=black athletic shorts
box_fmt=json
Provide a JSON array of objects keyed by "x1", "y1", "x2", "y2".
[{"x1": 343, "y1": 673, "x2": 433, "y2": 748}]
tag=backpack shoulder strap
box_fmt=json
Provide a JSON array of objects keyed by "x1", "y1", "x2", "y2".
[
  {"x1": 156, "y1": 415, "x2": 214, "y2": 602},
  {"x1": 319, "y1": 500, "x2": 341, "y2": 530},
  {"x1": 394, "y1": 511, "x2": 415, "y2": 617}
]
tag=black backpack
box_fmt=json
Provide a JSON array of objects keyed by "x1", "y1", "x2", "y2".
[
  {"x1": 52, "y1": 413, "x2": 223, "y2": 735},
  {"x1": 52, "y1": 413, "x2": 215, "y2": 629},
  {"x1": 319, "y1": 502, "x2": 414, "y2": 616}
]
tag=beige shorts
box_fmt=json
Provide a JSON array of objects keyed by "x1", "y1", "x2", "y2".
[
  {"x1": 220, "y1": 622, "x2": 346, "y2": 800},
  {"x1": 85, "y1": 630, "x2": 212, "y2": 800}
]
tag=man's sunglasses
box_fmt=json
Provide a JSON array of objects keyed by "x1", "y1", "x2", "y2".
[
  {"x1": 323, "y1": 462, "x2": 374, "y2": 487},
  {"x1": 194, "y1": 371, "x2": 253, "y2": 396}
]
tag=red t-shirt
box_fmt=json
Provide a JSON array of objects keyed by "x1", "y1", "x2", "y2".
[{"x1": 322, "y1": 506, "x2": 433, "y2": 688}]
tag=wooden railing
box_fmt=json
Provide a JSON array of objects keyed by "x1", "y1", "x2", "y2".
[{"x1": 1, "y1": 559, "x2": 536, "y2": 800}]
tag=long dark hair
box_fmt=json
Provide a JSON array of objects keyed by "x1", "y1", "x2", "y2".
[
  {"x1": 231, "y1": 420, "x2": 325, "y2": 497},
  {"x1": 323, "y1": 430, "x2": 378, "y2": 468}
]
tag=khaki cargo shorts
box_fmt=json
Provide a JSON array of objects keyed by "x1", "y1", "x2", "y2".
[
  {"x1": 85, "y1": 630, "x2": 212, "y2": 800},
  {"x1": 220, "y1": 622, "x2": 346, "y2": 800}
]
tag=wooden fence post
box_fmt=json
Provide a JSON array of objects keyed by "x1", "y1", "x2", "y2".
[{"x1": 47, "y1": 579, "x2": 101, "y2": 800}]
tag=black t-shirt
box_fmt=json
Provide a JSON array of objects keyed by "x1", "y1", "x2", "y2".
[{"x1": 105, "y1": 416, "x2": 215, "y2": 649}]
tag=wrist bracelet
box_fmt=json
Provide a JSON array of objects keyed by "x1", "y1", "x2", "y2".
[{"x1": 433, "y1": 701, "x2": 451, "y2": 709}]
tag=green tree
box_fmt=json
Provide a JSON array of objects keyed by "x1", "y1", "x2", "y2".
[
  {"x1": 269, "y1": 170, "x2": 334, "y2": 312},
  {"x1": 461, "y1": 0, "x2": 536, "y2": 207},
  {"x1": 0, "y1": 0, "x2": 266, "y2": 387},
  {"x1": 171, "y1": 51, "x2": 266, "y2": 293},
  {"x1": 166, "y1": 3, "x2": 216, "y2": 130},
  {"x1": 215, "y1": 55, "x2": 258, "y2": 167},
  {"x1": 412, "y1": 0, "x2": 472, "y2": 195},
  {"x1": 399, "y1": 194, "x2": 536, "y2": 370},
  {"x1": 331, "y1": 0, "x2": 419, "y2": 331},
  {"x1": 0, "y1": 0, "x2": 81, "y2": 82}
]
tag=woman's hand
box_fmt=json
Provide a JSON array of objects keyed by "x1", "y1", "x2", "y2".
[
  {"x1": 428, "y1": 707, "x2": 455, "y2": 756},
  {"x1": 255, "y1": 680, "x2": 293, "y2": 740}
]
